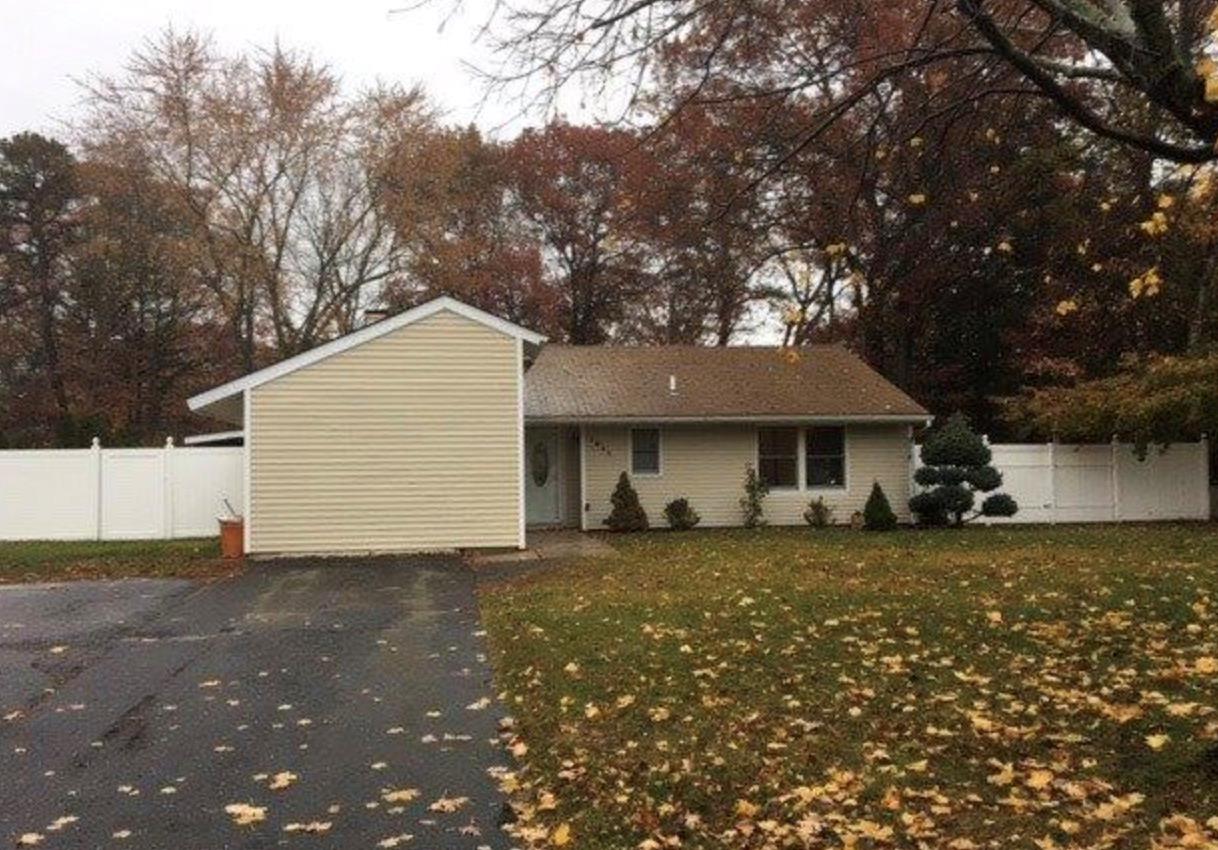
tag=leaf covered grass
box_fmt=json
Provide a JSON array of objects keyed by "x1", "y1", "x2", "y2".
[
  {"x1": 0, "y1": 537, "x2": 236, "y2": 583},
  {"x1": 480, "y1": 525, "x2": 1218, "y2": 849}
]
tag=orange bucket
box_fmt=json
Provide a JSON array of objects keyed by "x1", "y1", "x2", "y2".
[{"x1": 218, "y1": 517, "x2": 245, "y2": 559}]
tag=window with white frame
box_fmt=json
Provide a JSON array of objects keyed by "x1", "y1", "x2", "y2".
[
  {"x1": 806, "y1": 426, "x2": 846, "y2": 488},
  {"x1": 630, "y1": 428, "x2": 661, "y2": 475},
  {"x1": 758, "y1": 427, "x2": 799, "y2": 489}
]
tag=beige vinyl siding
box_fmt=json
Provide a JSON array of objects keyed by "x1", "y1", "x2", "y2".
[
  {"x1": 249, "y1": 310, "x2": 521, "y2": 553},
  {"x1": 583, "y1": 423, "x2": 912, "y2": 528}
]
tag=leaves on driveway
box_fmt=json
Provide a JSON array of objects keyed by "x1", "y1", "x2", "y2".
[{"x1": 223, "y1": 803, "x2": 267, "y2": 826}]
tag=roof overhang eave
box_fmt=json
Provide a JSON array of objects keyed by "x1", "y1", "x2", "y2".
[{"x1": 524, "y1": 413, "x2": 933, "y2": 425}]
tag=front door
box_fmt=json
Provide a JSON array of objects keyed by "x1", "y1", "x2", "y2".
[{"x1": 525, "y1": 428, "x2": 561, "y2": 526}]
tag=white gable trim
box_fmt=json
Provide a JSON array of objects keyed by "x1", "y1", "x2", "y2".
[
  {"x1": 188, "y1": 296, "x2": 546, "y2": 412},
  {"x1": 182, "y1": 430, "x2": 244, "y2": 446}
]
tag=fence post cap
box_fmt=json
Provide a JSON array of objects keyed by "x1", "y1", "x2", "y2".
[
  {"x1": 165, "y1": 436, "x2": 174, "y2": 448},
  {"x1": 90, "y1": 436, "x2": 100, "y2": 449}
]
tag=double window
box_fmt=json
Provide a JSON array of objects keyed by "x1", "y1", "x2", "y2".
[
  {"x1": 756, "y1": 426, "x2": 847, "y2": 490},
  {"x1": 630, "y1": 428, "x2": 661, "y2": 475}
]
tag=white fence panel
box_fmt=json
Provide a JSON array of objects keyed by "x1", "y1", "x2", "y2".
[
  {"x1": 100, "y1": 450, "x2": 165, "y2": 540},
  {"x1": 914, "y1": 439, "x2": 1210, "y2": 524},
  {"x1": 0, "y1": 440, "x2": 243, "y2": 541},
  {"x1": 1053, "y1": 445, "x2": 1115, "y2": 523},
  {"x1": 169, "y1": 447, "x2": 244, "y2": 537},
  {"x1": 984, "y1": 444, "x2": 1054, "y2": 524},
  {"x1": 1115, "y1": 442, "x2": 1209, "y2": 521},
  {"x1": 0, "y1": 449, "x2": 98, "y2": 540}
]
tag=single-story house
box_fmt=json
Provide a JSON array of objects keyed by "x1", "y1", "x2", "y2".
[{"x1": 188, "y1": 296, "x2": 929, "y2": 554}]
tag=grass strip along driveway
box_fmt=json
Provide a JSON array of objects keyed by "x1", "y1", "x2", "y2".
[
  {"x1": 0, "y1": 538, "x2": 233, "y2": 584},
  {"x1": 480, "y1": 525, "x2": 1218, "y2": 849}
]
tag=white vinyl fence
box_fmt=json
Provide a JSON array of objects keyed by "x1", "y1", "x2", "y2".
[
  {"x1": 0, "y1": 439, "x2": 243, "y2": 541},
  {"x1": 1, "y1": 436, "x2": 1210, "y2": 541},
  {"x1": 914, "y1": 439, "x2": 1211, "y2": 524}
]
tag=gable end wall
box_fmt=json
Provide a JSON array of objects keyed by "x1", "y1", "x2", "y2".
[{"x1": 249, "y1": 310, "x2": 521, "y2": 553}]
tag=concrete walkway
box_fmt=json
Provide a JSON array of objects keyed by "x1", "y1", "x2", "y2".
[{"x1": 467, "y1": 530, "x2": 616, "y2": 569}]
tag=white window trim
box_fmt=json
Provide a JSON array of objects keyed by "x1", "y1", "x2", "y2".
[
  {"x1": 629, "y1": 426, "x2": 663, "y2": 477},
  {"x1": 805, "y1": 425, "x2": 849, "y2": 492},
  {"x1": 754, "y1": 425, "x2": 850, "y2": 492}
]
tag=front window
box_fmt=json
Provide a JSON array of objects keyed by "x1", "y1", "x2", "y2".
[
  {"x1": 631, "y1": 428, "x2": 661, "y2": 475},
  {"x1": 758, "y1": 427, "x2": 798, "y2": 488},
  {"x1": 807, "y1": 426, "x2": 846, "y2": 487}
]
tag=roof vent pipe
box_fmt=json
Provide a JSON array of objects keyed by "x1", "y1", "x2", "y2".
[{"x1": 668, "y1": 374, "x2": 678, "y2": 395}]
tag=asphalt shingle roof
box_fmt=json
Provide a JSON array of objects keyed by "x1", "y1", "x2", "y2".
[{"x1": 523, "y1": 344, "x2": 928, "y2": 420}]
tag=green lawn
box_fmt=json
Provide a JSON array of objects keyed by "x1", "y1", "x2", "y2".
[
  {"x1": 0, "y1": 537, "x2": 235, "y2": 583},
  {"x1": 480, "y1": 525, "x2": 1218, "y2": 849}
]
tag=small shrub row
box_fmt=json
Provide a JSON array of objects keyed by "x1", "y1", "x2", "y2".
[
  {"x1": 605, "y1": 412, "x2": 1022, "y2": 533},
  {"x1": 605, "y1": 473, "x2": 701, "y2": 531},
  {"x1": 605, "y1": 468, "x2": 900, "y2": 532},
  {"x1": 742, "y1": 463, "x2": 897, "y2": 531}
]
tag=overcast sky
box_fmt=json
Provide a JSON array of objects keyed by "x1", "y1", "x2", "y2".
[
  {"x1": 1, "y1": 3, "x2": 783, "y2": 339},
  {"x1": 0, "y1": 1, "x2": 564, "y2": 140}
]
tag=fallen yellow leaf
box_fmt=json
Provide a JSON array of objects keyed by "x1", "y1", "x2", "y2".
[
  {"x1": 1145, "y1": 733, "x2": 1170, "y2": 751},
  {"x1": 381, "y1": 788, "x2": 420, "y2": 804},
  {"x1": 224, "y1": 803, "x2": 267, "y2": 826},
  {"x1": 268, "y1": 771, "x2": 297, "y2": 790},
  {"x1": 1026, "y1": 769, "x2": 1054, "y2": 791},
  {"x1": 428, "y1": 795, "x2": 469, "y2": 813}
]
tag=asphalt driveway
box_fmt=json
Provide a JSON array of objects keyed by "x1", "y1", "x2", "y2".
[{"x1": 0, "y1": 557, "x2": 512, "y2": 849}]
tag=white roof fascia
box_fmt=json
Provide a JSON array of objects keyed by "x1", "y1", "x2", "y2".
[{"x1": 182, "y1": 430, "x2": 245, "y2": 445}]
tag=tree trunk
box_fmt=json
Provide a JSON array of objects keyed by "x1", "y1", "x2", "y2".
[
  {"x1": 1187, "y1": 247, "x2": 1218, "y2": 354},
  {"x1": 36, "y1": 277, "x2": 71, "y2": 443}
]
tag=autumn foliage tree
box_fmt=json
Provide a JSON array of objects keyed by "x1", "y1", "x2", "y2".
[
  {"x1": 629, "y1": 103, "x2": 770, "y2": 344},
  {"x1": 68, "y1": 156, "x2": 218, "y2": 443},
  {"x1": 10, "y1": 14, "x2": 1218, "y2": 447},
  {"x1": 471, "y1": 0, "x2": 1218, "y2": 163},
  {"x1": 1012, "y1": 353, "x2": 1218, "y2": 451},
  {"x1": 81, "y1": 31, "x2": 430, "y2": 366},
  {"x1": 452, "y1": 0, "x2": 1218, "y2": 433},
  {"x1": 505, "y1": 123, "x2": 654, "y2": 344},
  {"x1": 376, "y1": 125, "x2": 553, "y2": 331},
  {"x1": 0, "y1": 133, "x2": 82, "y2": 444}
]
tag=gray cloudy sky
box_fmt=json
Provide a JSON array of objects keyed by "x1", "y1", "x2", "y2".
[{"x1": 0, "y1": 1, "x2": 557, "y2": 139}]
